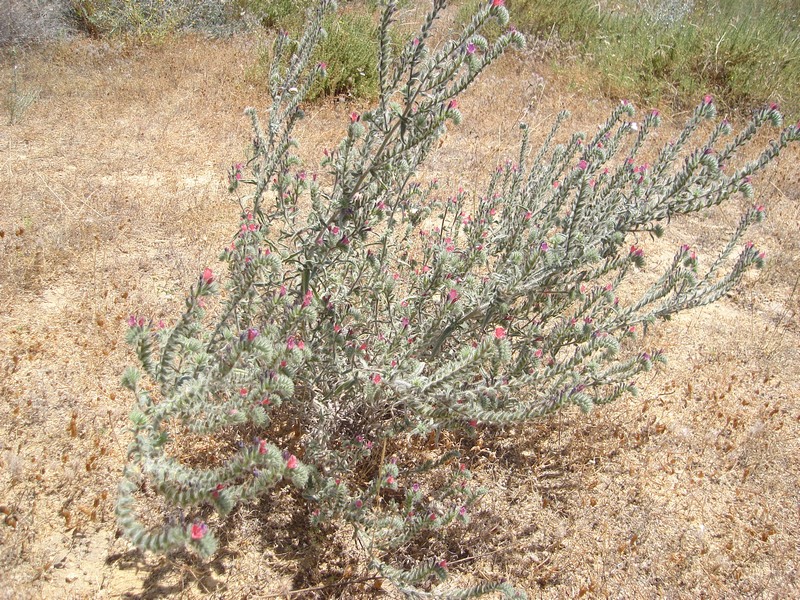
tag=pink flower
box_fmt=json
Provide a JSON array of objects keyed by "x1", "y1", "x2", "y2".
[
  {"x1": 246, "y1": 328, "x2": 259, "y2": 342},
  {"x1": 286, "y1": 454, "x2": 298, "y2": 469},
  {"x1": 318, "y1": 61, "x2": 327, "y2": 70},
  {"x1": 202, "y1": 268, "x2": 214, "y2": 284},
  {"x1": 386, "y1": 475, "x2": 395, "y2": 484},
  {"x1": 371, "y1": 373, "x2": 382, "y2": 384},
  {"x1": 540, "y1": 241, "x2": 549, "y2": 252},
  {"x1": 258, "y1": 439, "x2": 268, "y2": 454},
  {"x1": 355, "y1": 499, "x2": 363, "y2": 508},
  {"x1": 492, "y1": 0, "x2": 504, "y2": 6},
  {"x1": 494, "y1": 326, "x2": 506, "y2": 339},
  {"x1": 534, "y1": 349, "x2": 543, "y2": 358},
  {"x1": 578, "y1": 160, "x2": 588, "y2": 170},
  {"x1": 703, "y1": 94, "x2": 713, "y2": 105},
  {"x1": 448, "y1": 98, "x2": 459, "y2": 110},
  {"x1": 190, "y1": 522, "x2": 208, "y2": 540},
  {"x1": 350, "y1": 112, "x2": 360, "y2": 123},
  {"x1": 302, "y1": 289, "x2": 312, "y2": 307},
  {"x1": 466, "y1": 43, "x2": 476, "y2": 55},
  {"x1": 447, "y1": 289, "x2": 459, "y2": 303}
]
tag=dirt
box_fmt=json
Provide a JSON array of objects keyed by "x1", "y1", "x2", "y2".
[{"x1": 1, "y1": 14, "x2": 799, "y2": 600}]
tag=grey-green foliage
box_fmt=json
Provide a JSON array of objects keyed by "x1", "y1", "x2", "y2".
[{"x1": 117, "y1": 0, "x2": 799, "y2": 596}]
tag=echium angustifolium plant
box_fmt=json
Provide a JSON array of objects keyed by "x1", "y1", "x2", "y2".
[{"x1": 116, "y1": 0, "x2": 800, "y2": 596}]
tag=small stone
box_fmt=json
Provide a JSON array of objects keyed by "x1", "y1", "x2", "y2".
[{"x1": 66, "y1": 574, "x2": 79, "y2": 583}]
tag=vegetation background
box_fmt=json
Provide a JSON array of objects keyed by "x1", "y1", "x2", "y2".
[{"x1": 1, "y1": 0, "x2": 799, "y2": 596}]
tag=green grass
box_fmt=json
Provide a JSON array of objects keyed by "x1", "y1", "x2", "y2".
[
  {"x1": 249, "y1": 1, "x2": 406, "y2": 101},
  {"x1": 470, "y1": 0, "x2": 800, "y2": 117}
]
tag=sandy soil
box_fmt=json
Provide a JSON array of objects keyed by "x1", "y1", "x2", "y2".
[{"x1": 1, "y1": 15, "x2": 799, "y2": 599}]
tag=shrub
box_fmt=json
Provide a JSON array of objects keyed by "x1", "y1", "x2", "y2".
[
  {"x1": 69, "y1": 0, "x2": 244, "y2": 38},
  {"x1": 116, "y1": 0, "x2": 799, "y2": 596},
  {"x1": 1, "y1": 0, "x2": 69, "y2": 45},
  {"x1": 237, "y1": 0, "x2": 313, "y2": 30}
]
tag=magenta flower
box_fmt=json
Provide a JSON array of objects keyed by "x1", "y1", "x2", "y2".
[
  {"x1": 246, "y1": 328, "x2": 259, "y2": 342},
  {"x1": 578, "y1": 159, "x2": 588, "y2": 170},
  {"x1": 540, "y1": 241, "x2": 549, "y2": 252},
  {"x1": 190, "y1": 522, "x2": 208, "y2": 540},
  {"x1": 466, "y1": 42, "x2": 476, "y2": 55}
]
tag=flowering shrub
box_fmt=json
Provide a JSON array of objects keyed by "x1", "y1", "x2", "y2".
[{"x1": 116, "y1": 0, "x2": 800, "y2": 596}]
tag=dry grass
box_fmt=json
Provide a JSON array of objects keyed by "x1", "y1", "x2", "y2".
[{"x1": 1, "y1": 18, "x2": 799, "y2": 599}]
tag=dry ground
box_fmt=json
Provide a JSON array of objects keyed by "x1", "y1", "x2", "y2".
[{"x1": 1, "y1": 18, "x2": 799, "y2": 600}]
